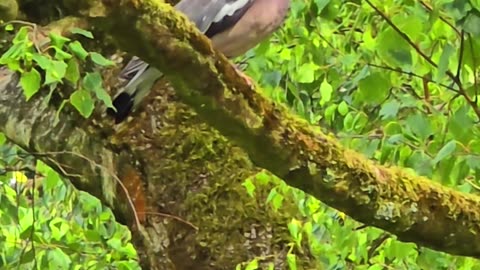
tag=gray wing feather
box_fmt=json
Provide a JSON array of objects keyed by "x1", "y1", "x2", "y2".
[
  {"x1": 118, "y1": 56, "x2": 150, "y2": 82},
  {"x1": 116, "y1": 0, "x2": 231, "y2": 97},
  {"x1": 175, "y1": 0, "x2": 227, "y2": 32},
  {"x1": 117, "y1": 0, "x2": 228, "y2": 91},
  {"x1": 113, "y1": 0, "x2": 254, "y2": 120}
]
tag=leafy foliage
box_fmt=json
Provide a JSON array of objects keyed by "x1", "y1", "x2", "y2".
[
  {"x1": 0, "y1": 25, "x2": 114, "y2": 118},
  {"x1": 0, "y1": 136, "x2": 140, "y2": 269}
]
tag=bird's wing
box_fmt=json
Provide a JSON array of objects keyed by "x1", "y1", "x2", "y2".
[
  {"x1": 118, "y1": 0, "x2": 254, "y2": 86},
  {"x1": 118, "y1": 56, "x2": 150, "y2": 83},
  {"x1": 111, "y1": 0, "x2": 257, "y2": 121},
  {"x1": 175, "y1": 0, "x2": 255, "y2": 36}
]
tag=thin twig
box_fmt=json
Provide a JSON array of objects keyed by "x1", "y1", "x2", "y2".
[
  {"x1": 367, "y1": 63, "x2": 459, "y2": 92},
  {"x1": 32, "y1": 150, "x2": 141, "y2": 230},
  {"x1": 456, "y1": 30, "x2": 465, "y2": 80},
  {"x1": 365, "y1": 0, "x2": 480, "y2": 119},
  {"x1": 140, "y1": 211, "x2": 198, "y2": 230},
  {"x1": 468, "y1": 34, "x2": 479, "y2": 102},
  {"x1": 367, "y1": 233, "x2": 390, "y2": 261},
  {"x1": 418, "y1": 1, "x2": 462, "y2": 36}
]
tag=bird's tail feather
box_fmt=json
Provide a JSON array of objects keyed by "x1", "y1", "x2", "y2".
[
  {"x1": 107, "y1": 92, "x2": 135, "y2": 123},
  {"x1": 108, "y1": 64, "x2": 164, "y2": 123}
]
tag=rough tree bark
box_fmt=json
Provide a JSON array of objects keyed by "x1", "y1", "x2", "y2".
[{"x1": 3, "y1": 0, "x2": 480, "y2": 265}]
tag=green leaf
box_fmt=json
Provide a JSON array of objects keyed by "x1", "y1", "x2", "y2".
[
  {"x1": 266, "y1": 188, "x2": 278, "y2": 205},
  {"x1": 20, "y1": 68, "x2": 41, "y2": 100},
  {"x1": 32, "y1": 53, "x2": 51, "y2": 69},
  {"x1": 90, "y1": 52, "x2": 114, "y2": 66},
  {"x1": 448, "y1": 105, "x2": 474, "y2": 144},
  {"x1": 463, "y1": 13, "x2": 480, "y2": 37},
  {"x1": 49, "y1": 32, "x2": 71, "y2": 49},
  {"x1": 357, "y1": 72, "x2": 390, "y2": 105},
  {"x1": 45, "y1": 170, "x2": 61, "y2": 191},
  {"x1": 368, "y1": 265, "x2": 384, "y2": 270},
  {"x1": 407, "y1": 150, "x2": 433, "y2": 177},
  {"x1": 70, "y1": 89, "x2": 94, "y2": 118},
  {"x1": 286, "y1": 253, "x2": 297, "y2": 270},
  {"x1": 45, "y1": 60, "x2": 68, "y2": 84},
  {"x1": 314, "y1": 0, "x2": 331, "y2": 12},
  {"x1": 319, "y1": 79, "x2": 333, "y2": 105},
  {"x1": 47, "y1": 248, "x2": 72, "y2": 269},
  {"x1": 379, "y1": 100, "x2": 400, "y2": 119},
  {"x1": 245, "y1": 259, "x2": 259, "y2": 270},
  {"x1": 432, "y1": 140, "x2": 457, "y2": 165},
  {"x1": 353, "y1": 112, "x2": 368, "y2": 131},
  {"x1": 68, "y1": 41, "x2": 89, "y2": 60},
  {"x1": 266, "y1": 188, "x2": 284, "y2": 210},
  {"x1": 0, "y1": 132, "x2": 6, "y2": 145},
  {"x1": 242, "y1": 178, "x2": 256, "y2": 197},
  {"x1": 343, "y1": 112, "x2": 355, "y2": 131},
  {"x1": 0, "y1": 29, "x2": 33, "y2": 68},
  {"x1": 83, "y1": 72, "x2": 114, "y2": 108},
  {"x1": 83, "y1": 72, "x2": 103, "y2": 92},
  {"x1": 406, "y1": 113, "x2": 432, "y2": 141},
  {"x1": 337, "y1": 101, "x2": 349, "y2": 116},
  {"x1": 53, "y1": 47, "x2": 73, "y2": 61},
  {"x1": 376, "y1": 28, "x2": 412, "y2": 68},
  {"x1": 70, "y1": 27, "x2": 94, "y2": 39},
  {"x1": 65, "y1": 58, "x2": 80, "y2": 84},
  {"x1": 254, "y1": 171, "x2": 271, "y2": 185},
  {"x1": 384, "y1": 121, "x2": 402, "y2": 136},
  {"x1": 287, "y1": 219, "x2": 301, "y2": 239},
  {"x1": 324, "y1": 104, "x2": 337, "y2": 124},
  {"x1": 436, "y1": 43, "x2": 455, "y2": 81},
  {"x1": 12, "y1": 26, "x2": 29, "y2": 44},
  {"x1": 466, "y1": 155, "x2": 480, "y2": 169},
  {"x1": 384, "y1": 240, "x2": 416, "y2": 260},
  {"x1": 297, "y1": 63, "x2": 318, "y2": 83}
]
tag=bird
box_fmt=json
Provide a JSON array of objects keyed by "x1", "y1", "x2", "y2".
[{"x1": 108, "y1": 0, "x2": 291, "y2": 123}]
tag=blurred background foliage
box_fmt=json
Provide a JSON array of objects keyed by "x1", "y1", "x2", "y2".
[{"x1": 1, "y1": 0, "x2": 480, "y2": 269}]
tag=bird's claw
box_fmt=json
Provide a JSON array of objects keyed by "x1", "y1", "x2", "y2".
[{"x1": 234, "y1": 66, "x2": 254, "y2": 88}]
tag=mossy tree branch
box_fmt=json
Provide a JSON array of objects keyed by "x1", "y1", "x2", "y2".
[{"x1": 86, "y1": 0, "x2": 480, "y2": 258}]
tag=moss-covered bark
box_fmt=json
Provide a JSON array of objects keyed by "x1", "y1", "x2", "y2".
[
  {"x1": 0, "y1": 0, "x2": 18, "y2": 22},
  {"x1": 114, "y1": 78, "x2": 314, "y2": 269}
]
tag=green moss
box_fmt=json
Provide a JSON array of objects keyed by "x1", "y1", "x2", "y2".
[{"x1": 0, "y1": 0, "x2": 18, "y2": 22}]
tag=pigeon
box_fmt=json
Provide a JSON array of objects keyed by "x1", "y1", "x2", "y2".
[{"x1": 109, "y1": 0, "x2": 291, "y2": 123}]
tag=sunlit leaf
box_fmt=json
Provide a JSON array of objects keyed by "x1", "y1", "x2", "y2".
[
  {"x1": 82, "y1": 72, "x2": 114, "y2": 108},
  {"x1": 70, "y1": 28, "x2": 94, "y2": 39},
  {"x1": 70, "y1": 89, "x2": 94, "y2": 118},
  {"x1": 432, "y1": 140, "x2": 457, "y2": 165},
  {"x1": 20, "y1": 68, "x2": 41, "y2": 100},
  {"x1": 68, "y1": 41, "x2": 89, "y2": 60},
  {"x1": 90, "y1": 52, "x2": 114, "y2": 66}
]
